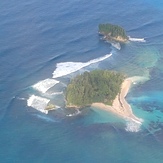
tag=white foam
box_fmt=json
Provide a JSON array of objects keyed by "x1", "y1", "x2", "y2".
[
  {"x1": 66, "y1": 109, "x2": 81, "y2": 117},
  {"x1": 33, "y1": 78, "x2": 59, "y2": 93},
  {"x1": 52, "y1": 53, "x2": 112, "y2": 78},
  {"x1": 111, "y1": 42, "x2": 121, "y2": 50},
  {"x1": 129, "y1": 76, "x2": 150, "y2": 84},
  {"x1": 27, "y1": 95, "x2": 50, "y2": 114},
  {"x1": 125, "y1": 120, "x2": 142, "y2": 132},
  {"x1": 49, "y1": 91, "x2": 63, "y2": 95},
  {"x1": 17, "y1": 97, "x2": 26, "y2": 100},
  {"x1": 128, "y1": 36, "x2": 146, "y2": 42}
]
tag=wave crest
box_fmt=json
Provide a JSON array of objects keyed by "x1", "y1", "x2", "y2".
[
  {"x1": 128, "y1": 36, "x2": 146, "y2": 42},
  {"x1": 66, "y1": 109, "x2": 81, "y2": 117},
  {"x1": 52, "y1": 53, "x2": 112, "y2": 78},
  {"x1": 33, "y1": 78, "x2": 59, "y2": 93},
  {"x1": 125, "y1": 120, "x2": 142, "y2": 132},
  {"x1": 27, "y1": 95, "x2": 50, "y2": 114}
]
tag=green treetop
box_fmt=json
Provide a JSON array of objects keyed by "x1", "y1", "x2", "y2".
[
  {"x1": 66, "y1": 70, "x2": 125, "y2": 108},
  {"x1": 99, "y1": 23, "x2": 128, "y2": 41}
]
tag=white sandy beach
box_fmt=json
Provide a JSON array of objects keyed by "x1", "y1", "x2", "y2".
[{"x1": 92, "y1": 77, "x2": 143, "y2": 124}]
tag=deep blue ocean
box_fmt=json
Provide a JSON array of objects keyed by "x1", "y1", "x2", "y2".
[{"x1": 1, "y1": 0, "x2": 163, "y2": 162}]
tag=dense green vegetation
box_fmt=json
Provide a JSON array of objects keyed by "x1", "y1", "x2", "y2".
[
  {"x1": 66, "y1": 70, "x2": 125, "y2": 108},
  {"x1": 99, "y1": 24, "x2": 128, "y2": 41}
]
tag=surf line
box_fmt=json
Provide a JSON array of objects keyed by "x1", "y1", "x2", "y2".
[
  {"x1": 52, "y1": 53, "x2": 112, "y2": 78},
  {"x1": 27, "y1": 53, "x2": 113, "y2": 114},
  {"x1": 128, "y1": 36, "x2": 146, "y2": 42}
]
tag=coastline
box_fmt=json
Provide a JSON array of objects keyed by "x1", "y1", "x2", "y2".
[
  {"x1": 91, "y1": 77, "x2": 143, "y2": 124},
  {"x1": 99, "y1": 32, "x2": 128, "y2": 43}
]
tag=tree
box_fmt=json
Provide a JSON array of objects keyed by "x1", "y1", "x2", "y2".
[
  {"x1": 99, "y1": 23, "x2": 128, "y2": 41},
  {"x1": 66, "y1": 70, "x2": 125, "y2": 107}
]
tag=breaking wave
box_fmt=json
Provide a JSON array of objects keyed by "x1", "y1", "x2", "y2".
[
  {"x1": 125, "y1": 120, "x2": 142, "y2": 132},
  {"x1": 128, "y1": 36, "x2": 146, "y2": 42},
  {"x1": 52, "y1": 53, "x2": 112, "y2": 78},
  {"x1": 33, "y1": 78, "x2": 59, "y2": 93},
  {"x1": 111, "y1": 42, "x2": 121, "y2": 50},
  {"x1": 17, "y1": 97, "x2": 26, "y2": 100},
  {"x1": 49, "y1": 91, "x2": 63, "y2": 95},
  {"x1": 28, "y1": 53, "x2": 112, "y2": 114},
  {"x1": 66, "y1": 109, "x2": 81, "y2": 117},
  {"x1": 27, "y1": 95, "x2": 50, "y2": 114}
]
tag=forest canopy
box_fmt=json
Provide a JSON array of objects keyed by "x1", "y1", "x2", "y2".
[
  {"x1": 66, "y1": 70, "x2": 125, "y2": 108},
  {"x1": 99, "y1": 23, "x2": 128, "y2": 41}
]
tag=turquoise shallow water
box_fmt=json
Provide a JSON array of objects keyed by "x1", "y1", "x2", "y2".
[{"x1": 0, "y1": 0, "x2": 163, "y2": 162}]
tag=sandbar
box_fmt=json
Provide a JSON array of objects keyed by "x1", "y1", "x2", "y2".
[{"x1": 92, "y1": 77, "x2": 143, "y2": 124}]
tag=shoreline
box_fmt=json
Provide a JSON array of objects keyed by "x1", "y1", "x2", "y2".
[
  {"x1": 99, "y1": 31, "x2": 128, "y2": 43},
  {"x1": 91, "y1": 77, "x2": 143, "y2": 124}
]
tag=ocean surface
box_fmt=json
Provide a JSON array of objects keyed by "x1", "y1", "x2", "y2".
[{"x1": 0, "y1": 0, "x2": 163, "y2": 162}]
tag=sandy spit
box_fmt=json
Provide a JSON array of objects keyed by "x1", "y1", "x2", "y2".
[{"x1": 92, "y1": 77, "x2": 143, "y2": 123}]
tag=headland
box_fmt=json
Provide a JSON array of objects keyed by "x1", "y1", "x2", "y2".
[
  {"x1": 99, "y1": 23, "x2": 129, "y2": 43},
  {"x1": 92, "y1": 77, "x2": 143, "y2": 123},
  {"x1": 66, "y1": 70, "x2": 143, "y2": 124}
]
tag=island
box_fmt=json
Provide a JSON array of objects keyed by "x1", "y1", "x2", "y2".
[
  {"x1": 65, "y1": 70, "x2": 142, "y2": 123},
  {"x1": 66, "y1": 70, "x2": 125, "y2": 107},
  {"x1": 45, "y1": 103, "x2": 56, "y2": 111},
  {"x1": 99, "y1": 23, "x2": 128, "y2": 43}
]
